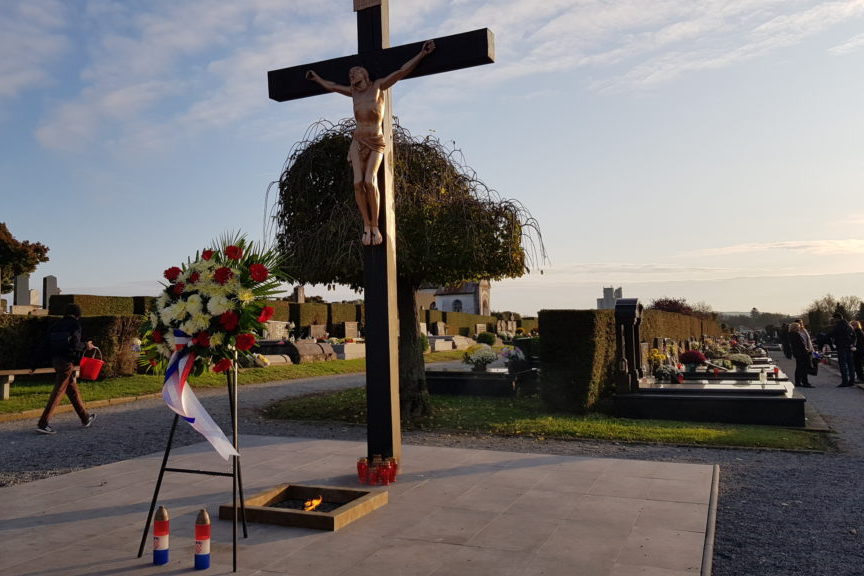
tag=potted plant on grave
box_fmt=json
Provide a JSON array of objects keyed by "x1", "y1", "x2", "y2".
[
  {"x1": 463, "y1": 344, "x2": 498, "y2": 372},
  {"x1": 653, "y1": 364, "x2": 679, "y2": 383},
  {"x1": 727, "y1": 353, "x2": 753, "y2": 371},
  {"x1": 678, "y1": 349, "x2": 707, "y2": 372}
]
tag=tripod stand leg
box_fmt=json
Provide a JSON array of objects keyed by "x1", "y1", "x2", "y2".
[{"x1": 137, "y1": 413, "x2": 180, "y2": 558}]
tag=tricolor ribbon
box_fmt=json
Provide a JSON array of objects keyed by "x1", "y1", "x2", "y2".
[{"x1": 162, "y1": 331, "x2": 239, "y2": 461}]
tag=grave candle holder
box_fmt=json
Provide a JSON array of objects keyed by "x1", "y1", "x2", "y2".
[
  {"x1": 357, "y1": 458, "x2": 368, "y2": 484},
  {"x1": 377, "y1": 461, "x2": 391, "y2": 485},
  {"x1": 386, "y1": 457, "x2": 398, "y2": 483}
]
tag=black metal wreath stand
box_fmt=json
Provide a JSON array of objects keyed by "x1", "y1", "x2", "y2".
[{"x1": 137, "y1": 354, "x2": 247, "y2": 572}]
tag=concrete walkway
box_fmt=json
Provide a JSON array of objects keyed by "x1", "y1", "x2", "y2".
[{"x1": 0, "y1": 435, "x2": 718, "y2": 575}]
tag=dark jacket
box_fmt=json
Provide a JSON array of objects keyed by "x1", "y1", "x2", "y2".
[
  {"x1": 789, "y1": 331, "x2": 811, "y2": 360},
  {"x1": 48, "y1": 316, "x2": 86, "y2": 363},
  {"x1": 831, "y1": 321, "x2": 856, "y2": 350}
]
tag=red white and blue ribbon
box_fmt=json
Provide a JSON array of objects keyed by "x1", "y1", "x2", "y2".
[{"x1": 162, "y1": 330, "x2": 239, "y2": 461}]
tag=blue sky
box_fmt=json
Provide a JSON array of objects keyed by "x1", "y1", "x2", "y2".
[{"x1": 2, "y1": 0, "x2": 863, "y2": 316}]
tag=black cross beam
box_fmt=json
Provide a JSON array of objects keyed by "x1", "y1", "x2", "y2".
[
  {"x1": 267, "y1": 1, "x2": 494, "y2": 462},
  {"x1": 268, "y1": 28, "x2": 494, "y2": 102}
]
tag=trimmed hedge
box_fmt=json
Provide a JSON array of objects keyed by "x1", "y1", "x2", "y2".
[
  {"x1": 288, "y1": 302, "x2": 328, "y2": 332},
  {"x1": 266, "y1": 300, "x2": 291, "y2": 323},
  {"x1": 0, "y1": 314, "x2": 145, "y2": 377},
  {"x1": 519, "y1": 317, "x2": 539, "y2": 334},
  {"x1": 641, "y1": 309, "x2": 722, "y2": 341},
  {"x1": 442, "y1": 311, "x2": 496, "y2": 336},
  {"x1": 425, "y1": 309, "x2": 444, "y2": 325},
  {"x1": 328, "y1": 303, "x2": 359, "y2": 329},
  {"x1": 538, "y1": 310, "x2": 616, "y2": 413},
  {"x1": 49, "y1": 294, "x2": 136, "y2": 316},
  {"x1": 538, "y1": 308, "x2": 723, "y2": 413}
]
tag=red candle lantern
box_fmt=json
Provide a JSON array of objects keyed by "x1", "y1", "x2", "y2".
[
  {"x1": 386, "y1": 457, "x2": 398, "y2": 482},
  {"x1": 377, "y1": 461, "x2": 391, "y2": 485},
  {"x1": 356, "y1": 457, "x2": 368, "y2": 484}
]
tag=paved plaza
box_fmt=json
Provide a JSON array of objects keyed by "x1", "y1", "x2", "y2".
[{"x1": 0, "y1": 435, "x2": 716, "y2": 575}]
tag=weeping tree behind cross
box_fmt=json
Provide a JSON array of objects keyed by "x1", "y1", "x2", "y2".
[{"x1": 273, "y1": 119, "x2": 545, "y2": 419}]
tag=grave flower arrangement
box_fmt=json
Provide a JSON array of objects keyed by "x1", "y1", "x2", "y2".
[
  {"x1": 727, "y1": 353, "x2": 753, "y2": 370},
  {"x1": 501, "y1": 345, "x2": 527, "y2": 373},
  {"x1": 653, "y1": 364, "x2": 679, "y2": 382},
  {"x1": 140, "y1": 233, "x2": 285, "y2": 376},
  {"x1": 678, "y1": 349, "x2": 707, "y2": 366},
  {"x1": 463, "y1": 344, "x2": 498, "y2": 372}
]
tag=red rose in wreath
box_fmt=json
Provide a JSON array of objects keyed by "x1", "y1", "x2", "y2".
[
  {"x1": 257, "y1": 306, "x2": 274, "y2": 323},
  {"x1": 164, "y1": 267, "x2": 182, "y2": 282},
  {"x1": 225, "y1": 245, "x2": 243, "y2": 260},
  {"x1": 214, "y1": 267, "x2": 233, "y2": 285},
  {"x1": 219, "y1": 310, "x2": 240, "y2": 332},
  {"x1": 235, "y1": 333, "x2": 256, "y2": 351},
  {"x1": 212, "y1": 358, "x2": 233, "y2": 373},
  {"x1": 249, "y1": 263, "x2": 269, "y2": 282}
]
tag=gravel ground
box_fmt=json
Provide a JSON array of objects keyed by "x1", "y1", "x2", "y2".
[{"x1": 2, "y1": 358, "x2": 864, "y2": 575}]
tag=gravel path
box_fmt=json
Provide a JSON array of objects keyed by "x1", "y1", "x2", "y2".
[{"x1": 2, "y1": 357, "x2": 863, "y2": 575}]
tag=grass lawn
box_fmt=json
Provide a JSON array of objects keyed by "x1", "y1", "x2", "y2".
[
  {"x1": 265, "y1": 387, "x2": 834, "y2": 452},
  {"x1": 4, "y1": 348, "x2": 831, "y2": 452},
  {"x1": 0, "y1": 350, "x2": 465, "y2": 415}
]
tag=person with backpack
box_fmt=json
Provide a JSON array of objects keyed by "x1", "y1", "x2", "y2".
[{"x1": 36, "y1": 303, "x2": 96, "y2": 434}]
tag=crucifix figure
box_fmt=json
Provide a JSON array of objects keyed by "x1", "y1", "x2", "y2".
[
  {"x1": 268, "y1": 0, "x2": 494, "y2": 462},
  {"x1": 306, "y1": 40, "x2": 435, "y2": 246}
]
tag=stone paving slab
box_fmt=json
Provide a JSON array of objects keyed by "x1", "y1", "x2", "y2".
[{"x1": 0, "y1": 436, "x2": 717, "y2": 575}]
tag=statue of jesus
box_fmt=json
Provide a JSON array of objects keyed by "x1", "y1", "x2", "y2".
[{"x1": 307, "y1": 40, "x2": 435, "y2": 246}]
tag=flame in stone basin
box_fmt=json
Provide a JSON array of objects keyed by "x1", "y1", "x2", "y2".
[{"x1": 304, "y1": 495, "x2": 323, "y2": 512}]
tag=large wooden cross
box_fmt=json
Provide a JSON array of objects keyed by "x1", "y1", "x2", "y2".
[{"x1": 268, "y1": 0, "x2": 494, "y2": 461}]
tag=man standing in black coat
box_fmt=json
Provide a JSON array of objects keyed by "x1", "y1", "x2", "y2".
[
  {"x1": 830, "y1": 313, "x2": 856, "y2": 388},
  {"x1": 36, "y1": 303, "x2": 96, "y2": 434}
]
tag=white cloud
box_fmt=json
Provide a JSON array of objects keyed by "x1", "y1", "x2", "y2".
[
  {"x1": 829, "y1": 32, "x2": 864, "y2": 54},
  {"x1": 0, "y1": 0, "x2": 69, "y2": 99},
  {"x1": 29, "y1": 0, "x2": 864, "y2": 152},
  {"x1": 689, "y1": 239, "x2": 864, "y2": 256}
]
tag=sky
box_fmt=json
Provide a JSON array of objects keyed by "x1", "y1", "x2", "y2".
[{"x1": 2, "y1": 0, "x2": 863, "y2": 317}]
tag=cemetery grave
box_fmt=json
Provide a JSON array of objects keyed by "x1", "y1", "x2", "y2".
[{"x1": 613, "y1": 299, "x2": 806, "y2": 427}]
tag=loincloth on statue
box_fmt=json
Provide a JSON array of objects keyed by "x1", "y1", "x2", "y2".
[{"x1": 348, "y1": 131, "x2": 385, "y2": 163}]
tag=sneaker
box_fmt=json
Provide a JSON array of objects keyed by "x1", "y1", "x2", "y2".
[
  {"x1": 82, "y1": 414, "x2": 96, "y2": 428},
  {"x1": 36, "y1": 424, "x2": 56, "y2": 435}
]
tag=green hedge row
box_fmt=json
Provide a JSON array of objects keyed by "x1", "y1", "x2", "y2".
[
  {"x1": 441, "y1": 311, "x2": 497, "y2": 336},
  {"x1": 0, "y1": 314, "x2": 145, "y2": 378},
  {"x1": 538, "y1": 308, "x2": 723, "y2": 413},
  {"x1": 518, "y1": 317, "x2": 539, "y2": 333}
]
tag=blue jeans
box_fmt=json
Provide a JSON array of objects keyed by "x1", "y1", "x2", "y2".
[{"x1": 837, "y1": 348, "x2": 856, "y2": 384}]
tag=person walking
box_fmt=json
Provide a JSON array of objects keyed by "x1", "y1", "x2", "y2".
[
  {"x1": 36, "y1": 303, "x2": 96, "y2": 434},
  {"x1": 830, "y1": 313, "x2": 856, "y2": 387},
  {"x1": 788, "y1": 322, "x2": 813, "y2": 388},
  {"x1": 851, "y1": 320, "x2": 864, "y2": 384}
]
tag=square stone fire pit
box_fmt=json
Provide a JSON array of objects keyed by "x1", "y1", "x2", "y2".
[{"x1": 219, "y1": 484, "x2": 387, "y2": 531}]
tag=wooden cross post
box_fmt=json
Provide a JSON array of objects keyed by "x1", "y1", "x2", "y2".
[{"x1": 268, "y1": 0, "x2": 494, "y2": 461}]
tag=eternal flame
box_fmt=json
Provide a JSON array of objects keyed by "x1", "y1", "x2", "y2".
[{"x1": 306, "y1": 40, "x2": 435, "y2": 246}]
